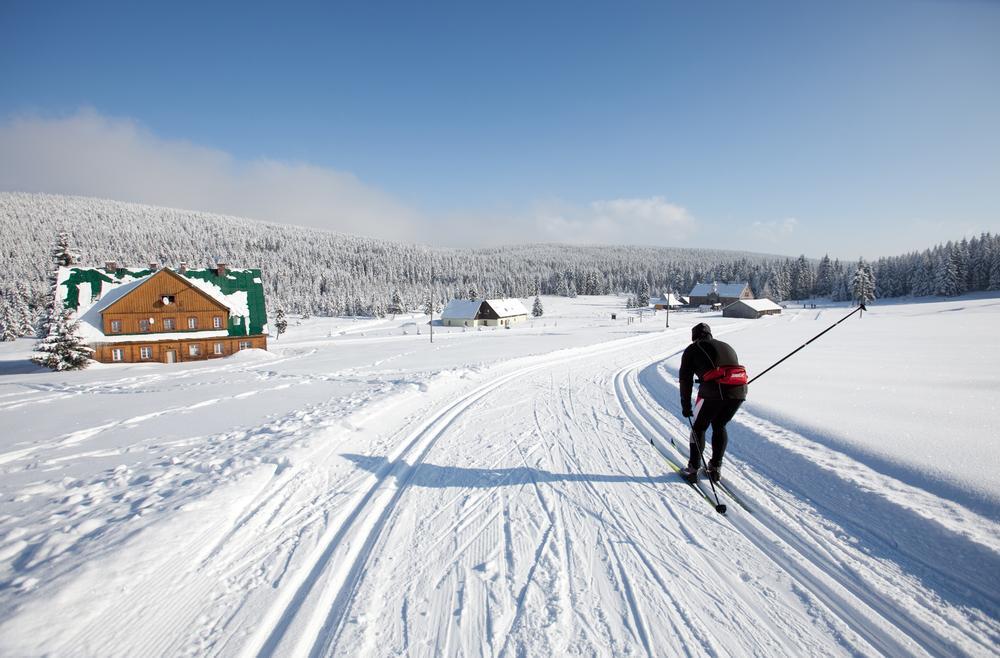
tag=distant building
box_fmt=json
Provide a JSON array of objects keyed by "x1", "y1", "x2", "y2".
[
  {"x1": 687, "y1": 281, "x2": 753, "y2": 307},
  {"x1": 650, "y1": 293, "x2": 686, "y2": 309},
  {"x1": 55, "y1": 262, "x2": 268, "y2": 364},
  {"x1": 441, "y1": 298, "x2": 529, "y2": 327},
  {"x1": 723, "y1": 298, "x2": 783, "y2": 319}
]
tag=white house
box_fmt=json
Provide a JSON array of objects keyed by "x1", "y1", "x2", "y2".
[
  {"x1": 723, "y1": 298, "x2": 783, "y2": 319},
  {"x1": 441, "y1": 298, "x2": 529, "y2": 327}
]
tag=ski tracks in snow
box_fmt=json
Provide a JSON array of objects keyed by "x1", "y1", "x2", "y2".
[{"x1": 617, "y1": 355, "x2": 999, "y2": 657}]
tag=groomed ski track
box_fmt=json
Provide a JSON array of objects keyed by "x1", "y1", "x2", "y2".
[{"x1": 2, "y1": 324, "x2": 996, "y2": 656}]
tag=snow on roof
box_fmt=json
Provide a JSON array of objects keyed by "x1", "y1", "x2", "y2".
[
  {"x1": 651, "y1": 293, "x2": 685, "y2": 306},
  {"x1": 729, "y1": 298, "x2": 782, "y2": 312},
  {"x1": 441, "y1": 299, "x2": 483, "y2": 320},
  {"x1": 56, "y1": 266, "x2": 268, "y2": 341},
  {"x1": 688, "y1": 282, "x2": 750, "y2": 298},
  {"x1": 484, "y1": 298, "x2": 528, "y2": 317}
]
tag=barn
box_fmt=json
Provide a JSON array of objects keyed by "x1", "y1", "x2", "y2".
[
  {"x1": 55, "y1": 262, "x2": 268, "y2": 364},
  {"x1": 441, "y1": 298, "x2": 529, "y2": 327},
  {"x1": 723, "y1": 298, "x2": 783, "y2": 319},
  {"x1": 687, "y1": 281, "x2": 753, "y2": 307}
]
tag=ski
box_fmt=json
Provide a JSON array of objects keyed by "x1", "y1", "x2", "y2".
[
  {"x1": 700, "y1": 470, "x2": 753, "y2": 514},
  {"x1": 648, "y1": 439, "x2": 721, "y2": 511}
]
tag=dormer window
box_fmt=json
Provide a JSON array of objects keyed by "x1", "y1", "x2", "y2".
[{"x1": 161, "y1": 295, "x2": 175, "y2": 305}]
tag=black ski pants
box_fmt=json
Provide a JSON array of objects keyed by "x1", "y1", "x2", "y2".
[{"x1": 689, "y1": 398, "x2": 743, "y2": 467}]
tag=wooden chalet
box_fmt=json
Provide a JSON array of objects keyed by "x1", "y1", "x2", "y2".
[{"x1": 56, "y1": 262, "x2": 268, "y2": 364}]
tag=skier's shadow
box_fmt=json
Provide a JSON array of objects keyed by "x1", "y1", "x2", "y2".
[{"x1": 342, "y1": 453, "x2": 677, "y2": 489}]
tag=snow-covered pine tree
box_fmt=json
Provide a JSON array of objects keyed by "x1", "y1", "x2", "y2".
[
  {"x1": 814, "y1": 255, "x2": 833, "y2": 297},
  {"x1": 388, "y1": 290, "x2": 404, "y2": 315},
  {"x1": 933, "y1": 249, "x2": 961, "y2": 296},
  {"x1": 532, "y1": 296, "x2": 543, "y2": 317},
  {"x1": 273, "y1": 307, "x2": 288, "y2": 338},
  {"x1": 40, "y1": 231, "x2": 80, "y2": 337},
  {"x1": 636, "y1": 280, "x2": 650, "y2": 307},
  {"x1": 0, "y1": 294, "x2": 17, "y2": 342},
  {"x1": 468, "y1": 286, "x2": 478, "y2": 301},
  {"x1": 14, "y1": 282, "x2": 36, "y2": 337},
  {"x1": 990, "y1": 247, "x2": 1000, "y2": 291},
  {"x1": 852, "y1": 259, "x2": 876, "y2": 305},
  {"x1": 31, "y1": 308, "x2": 93, "y2": 370}
]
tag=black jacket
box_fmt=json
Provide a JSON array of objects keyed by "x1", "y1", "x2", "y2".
[{"x1": 679, "y1": 337, "x2": 748, "y2": 413}]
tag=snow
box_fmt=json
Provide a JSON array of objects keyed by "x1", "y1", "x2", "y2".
[
  {"x1": 688, "y1": 281, "x2": 750, "y2": 298},
  {"x1": 728, "y1": 298, "x2": 783, "y2": 312},
  {"x1": 0, "y1": 294, "x2": 997, "y2": 656},
  {"x1": 483, "y1": 298, "x2": 529, "y2": 317},
  {"x1": 440, "y1": 299, "x2": 482, "y2": 320}
]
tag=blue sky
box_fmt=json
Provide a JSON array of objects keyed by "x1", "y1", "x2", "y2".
[{"x1": 1, "y1": 0, "x2": 997, "y2": 258}]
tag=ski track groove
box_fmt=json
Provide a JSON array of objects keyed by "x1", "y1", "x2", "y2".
[
  {"x1": 616, "y1": 352, "x2": 978, "y2": 657},
  {"x1": 241, "y1": 331, "x2": 667, "y2": 658}
]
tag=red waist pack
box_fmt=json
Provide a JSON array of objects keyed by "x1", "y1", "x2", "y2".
[{"x1": 702, "y1": 365, "x2": 748, "y2": 386}]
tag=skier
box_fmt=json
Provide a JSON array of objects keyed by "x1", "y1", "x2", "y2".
[{"x1": 679, "y1": 322, "x2": 747, "y2": 483}]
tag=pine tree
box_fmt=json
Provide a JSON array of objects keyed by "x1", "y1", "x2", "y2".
[
  {"x1": 41, "y1": 232, "x2": 80, "y2": 337},
  {"x1": 14, "y1": 282, "x2": 35, "y2": 337},
  {"x1": 532, "y1": 296, "x2": 544, "y2": 317},
  {"x1": 635, "y1": 280, "x2": 650, "y2": 307},
  {"x1": 852, "y1": 259, "x2": 876, "y2": 305},
  {"x1": 468, "y1": 286, "x2": 478, "y2": 301},
  {"x1": 273, "y1": 307, "x2": 288, "y2": 338},
  {"x1": 934, "y1": 249, "x2": 961, "y2": 296},
  {"x1": 31, "y1": 309, "x2": 93, "y2": 370},
  {"x1": 388, "y1": 290, "x2": 404, "y2": 315},
  {"x1": 0, "y1": 295, "x2": 17, "y2": 342},
  {"x1": 990, "y1": 248, "x2": 1000, "y2": 291},
  {"x1": 814, "y1": 255, "x2": 833, "y2": 297}
]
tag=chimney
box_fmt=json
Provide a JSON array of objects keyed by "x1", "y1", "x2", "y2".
[
  {"x1": 216, "y1": 261, "x2": 228, "y2": 277},
  {"x1": 105, "y1": 261, "x2": 117, "y2": 274},
  {"x1": 149, "y1": 262, "x2": 159, "y2": 271},
  {"x1": 178, "y1": 262, "x2": 187, "y2": 274}
]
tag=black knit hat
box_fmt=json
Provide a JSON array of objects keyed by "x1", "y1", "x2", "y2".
[{"x1": 691, "y1": 322, "x2": 712, "y2": 341}]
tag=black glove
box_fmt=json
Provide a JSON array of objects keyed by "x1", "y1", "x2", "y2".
[{"x1": 682, "y1": 407, "x2": 693, "y2": 418}]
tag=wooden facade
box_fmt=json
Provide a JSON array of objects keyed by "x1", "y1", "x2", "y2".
[
  {"x1": 92, "y1": 335, "x2": 267, "y2": 364},
  {"x1": 101, "y1": 269, "x2": 230, "y2": 336},
  {"x1": 88, "y1": 268, "x2": 267, "y2": 364}
]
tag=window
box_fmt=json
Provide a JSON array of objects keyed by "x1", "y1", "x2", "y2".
[
  {"x1": 233, "y1": 317, "x2": 241, "y2": 325},
  {"x1": 161, "y1": 295, "x2": 175, "y2": 305},
  {"x1": 110, "y1": 320, "x2": 122, "y2": 333},
  {"x1": 239, "y1": 341, "x2": 252, "y2": 350},
  {"x1": 163, "y1": 318, "x2": 175, "y2": 331},
  {"x1": 189, "y1": 344, "x2": 201, "y2": 357},
  {"x1": 213, "y1": 342, "x2": 223, "y2": 355},
  {"x1": 111, "y1": 348, "x2": 123, "y2": 362},
  {"x1": 188, "y1": 317, "x2": 198, "y2": 330},
  {"x1": 139, "y1": 319, "x2": 150, "y2": 333},
  {"x1": 139, "y1": 346, "x2": 152, "y2": 360},
  {"x1": 213, "y1": 316, "x2": 222, "y2": 329}
]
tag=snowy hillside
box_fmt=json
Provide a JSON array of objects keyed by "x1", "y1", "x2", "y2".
[{"x1": 0, "y1": 295, "x2": 997, "y2": 656}]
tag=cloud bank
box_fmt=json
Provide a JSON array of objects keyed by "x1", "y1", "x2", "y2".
[
  {"x1": 0, "y1": 109, "x2": 697, "y2": 248},
  {"x1": 0, "y1": 109, "x2": 423, "y2": 241}
]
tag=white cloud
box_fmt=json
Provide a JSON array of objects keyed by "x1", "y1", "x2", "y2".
[
  {"x1": 532, "y1": 196, "x2": 696, "y2": 245},
  {"x1": 750, "y1": 217, "x2": 799, "y2": 242},
  {"x1": 0, "y1": 109, "x2": 424, "y2": 241}
]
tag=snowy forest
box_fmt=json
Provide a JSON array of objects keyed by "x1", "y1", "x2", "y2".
[{"x1": 2, "y1": 192, "x2": 998, "y2": 336}]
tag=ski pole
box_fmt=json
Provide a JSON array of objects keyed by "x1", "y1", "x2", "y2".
[
  {"x1": 747, "y1": 303, "x2": 866, "y2": 385},
  {"x1": 688, "y1": 417, "x2": 727, "y2": 515}
]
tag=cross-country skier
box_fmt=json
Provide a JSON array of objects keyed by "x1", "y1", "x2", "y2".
[{"x1": 679, "y1": 322, "x2": 747, "y2": 483}]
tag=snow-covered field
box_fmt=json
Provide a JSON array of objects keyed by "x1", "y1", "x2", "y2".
[{"x1": 0, "y1": 295, "x2": 997, "y2": 657}]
